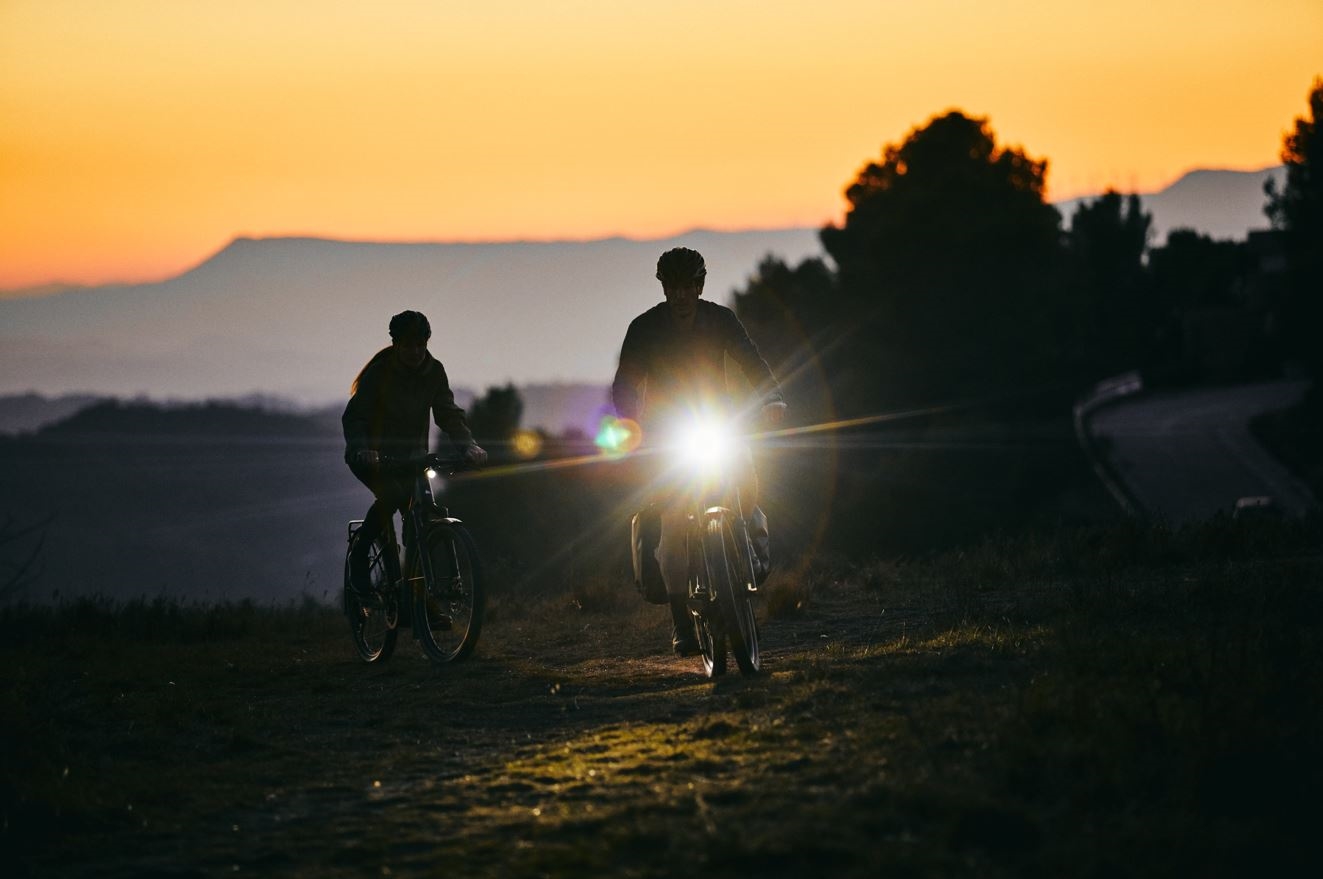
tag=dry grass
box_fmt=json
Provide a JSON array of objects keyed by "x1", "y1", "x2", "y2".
[{"x1": 3, "y1": 517, "x2": 1320, "y2": 877}]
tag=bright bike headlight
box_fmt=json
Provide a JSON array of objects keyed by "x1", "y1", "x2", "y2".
[
  {"x1": 677, "y1": 420, "x2": 735, "y2": 472},
  {"x1": 425, "y1": 468, "x2": 447, "y2": 495}
]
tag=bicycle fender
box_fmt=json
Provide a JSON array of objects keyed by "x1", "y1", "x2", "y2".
[{"x1": 702, "y1": 506, "x2": 732, "y2": 521}]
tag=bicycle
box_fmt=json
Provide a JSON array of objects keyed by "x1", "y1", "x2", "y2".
[
  {"x1": 343, "y1": 452, "x2": 484, "y2": 664},
  {"x1": 658, "y1": 416, "x2": 765, "y2": 678}
]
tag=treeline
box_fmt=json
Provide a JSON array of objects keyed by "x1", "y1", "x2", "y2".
[
  {"x1": 442, "y1": 84, "x2": 1323, "y2": 569},
  {"x1": 732, "y1": 82, "x2": 1322, "y2": 426}
]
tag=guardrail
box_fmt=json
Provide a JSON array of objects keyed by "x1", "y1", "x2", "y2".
[{"x1": 1073, "y1": 370, "x2": 1146, "y2": 518}]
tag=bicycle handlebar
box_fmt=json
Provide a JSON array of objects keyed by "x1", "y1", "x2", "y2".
[{"x1": 377, "y1": 452, "x2": 478, "y2": 475}]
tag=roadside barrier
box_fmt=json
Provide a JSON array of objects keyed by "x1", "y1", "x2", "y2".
[{"x1": 1073, "y1": 371, "x2": 1146, "y2": 518}]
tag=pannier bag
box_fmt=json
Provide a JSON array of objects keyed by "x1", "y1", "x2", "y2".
[
  {"x1": 630, "y1": 506, "x2": 668, "y2": 604},
  {"x1": 750, "y1": 505, "x2": 771, "y2": 585}
]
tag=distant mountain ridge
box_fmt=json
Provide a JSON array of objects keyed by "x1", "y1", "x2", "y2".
[
  {"x1": 0, "y1": 167, "x2": 1284, "y2": 302},
  {"x1": 1055, "y1": 166, "x2": 1284, "y2": 242},
  {"x1": 34, "y1": 398, "x2": 332, "y2": 439},
  {"x1": 0, "y1": 168, "x2": 1284, "y2": 409},
  {"x1": 0, "y1": 228, "x2": 821, "y2": 406},
  {"x1": 0, "y1": 392, "x2": 108, "y2": 436}
]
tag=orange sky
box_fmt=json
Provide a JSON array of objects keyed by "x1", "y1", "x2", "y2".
[{"x1": 1, "y1": 0, "x2": 1320, "y2": 290}]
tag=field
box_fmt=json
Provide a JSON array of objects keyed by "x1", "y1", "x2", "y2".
[
  {"x1": 0, "y1": 404, "x2": 1115, "y2": 607},
  {"x1": 3, "y1": 517, "x2": 1319, "y2": 877}
]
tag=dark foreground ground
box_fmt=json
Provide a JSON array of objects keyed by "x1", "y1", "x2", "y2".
[{"x1": 3, "y1": 518, "x2": 1321, "y2": 878}]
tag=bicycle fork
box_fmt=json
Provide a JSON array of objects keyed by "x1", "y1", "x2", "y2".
[
  {"x1": 407, "y1": 509, "x2": 463, "y2": 605},
  {"x1": 688, "y1": 508, "x2": 758, "y2": 601}
]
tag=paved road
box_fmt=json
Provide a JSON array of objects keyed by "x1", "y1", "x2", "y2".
[{"x1": 1088, "y1": 379, "x2": 1317, "y2": 523}]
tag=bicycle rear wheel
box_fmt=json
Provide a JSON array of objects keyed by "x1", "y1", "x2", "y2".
[
  {"x1": 706, "y1": 516, "x2": 760, "y2": 676},
  {"x1": 413, "y1": 522, "x2": 484, "y2": 664},
  {"x1": 344, "y1": 529, "x2": 398, "y2": 663}
]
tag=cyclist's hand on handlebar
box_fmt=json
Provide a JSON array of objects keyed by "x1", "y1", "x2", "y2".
[
  {"x1": 762, "y1": 401, "x2": 787, "y2": 426},
  {"x1": 354, "y1": 449, "x2": 381, "y2": 467},
  {"x1": 463, "y1": 443, "x2": 488, "y2": 467}
]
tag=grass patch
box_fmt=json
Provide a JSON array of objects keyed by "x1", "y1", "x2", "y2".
[{"x1": 3, "y1": 518, "x2": 1320, "y2": 876}]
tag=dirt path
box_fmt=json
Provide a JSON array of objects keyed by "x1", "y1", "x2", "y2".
[
  {"x1": 8, "y1": 530, "x2": 1320, "y2": 877},
  {"x1": 13, "y1": 584, "x2": 951, "y2": 878}
]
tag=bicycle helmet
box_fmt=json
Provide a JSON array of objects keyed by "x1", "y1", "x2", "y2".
[
  {"x1": 388, "y1": 310, "x2": 432, "y2": 342},
  {"x1": 655, "y1": 247, "x2": 707, "y2": 286}
]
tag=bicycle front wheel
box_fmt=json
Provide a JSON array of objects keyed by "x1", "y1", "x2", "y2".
[
  {"x1": 695, "y1": 606, "x2": 727, "y2": 678},
  {"x1": 413, "y1": 522, "x2": 484, "y2": 664},
  {"x1": 344, "y1": 530, "x2": 399, "y2": 663},
  {"x1": 705, "y1": 516, "x2": 760, "y2": 676}
]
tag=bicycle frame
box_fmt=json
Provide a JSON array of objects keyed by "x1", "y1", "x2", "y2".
[
  {"x1": 399, "y1": 458, "x2": 465, "y2": 611},
  {"x1": 344, "y1": 452, "x2": 484, "y2": 664}
]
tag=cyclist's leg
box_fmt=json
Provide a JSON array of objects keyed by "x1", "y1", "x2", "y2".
[
  {"x1": 656, "y1": 504, "x2": 689, "y2": 599},
  {"x1": 348, "y1": 462, "x2": 409, "y2": 587},
  {"x1": 656, "y1": 501, "x2": 697, "y2": 654}
]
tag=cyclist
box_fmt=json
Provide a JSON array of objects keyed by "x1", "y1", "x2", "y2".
[
  {"x1": 612, "y1": 247, "x2": 786, "y2": 656},
  {"x1": 343, "y1": 310, "x2": 487, "y2": 595}
]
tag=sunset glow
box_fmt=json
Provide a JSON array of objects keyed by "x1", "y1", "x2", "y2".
[{"x1": 2, "y1": 0, "x2": 1320, "y2": 289}]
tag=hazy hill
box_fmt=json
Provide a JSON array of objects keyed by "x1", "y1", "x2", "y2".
[
  {"x1": 1056, "y1": 166, "x2": 1284, "y2": 242},
  {"x1": 514, "y1": 381, "x2": 610, "y2": 435},
  {"x1": 0, "y1": 168, "x2": 1283, "y2": 411},
  {"x1": 0, "y1": 229, "x2": 822, "y2": 406},
  {"x1": 0, "y1": 392, "x2": 107, "y2": 435},
  {"x1": 35, "y1": 399, "x2": 333, "y2": 439},
  {"x1": 0, "y1": 383, "x2": 606, "y2": 438}
]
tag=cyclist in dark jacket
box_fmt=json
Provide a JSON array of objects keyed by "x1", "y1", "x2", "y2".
[
  {"x1": 344, "y1": 310, "x2": 487, "y2": 592},
  {"x1": 612, "y1": 248, "x2": 785, "y2": 656},
  {"x1": 612, "y1": 295, "x2": 783, "y2": 436}
]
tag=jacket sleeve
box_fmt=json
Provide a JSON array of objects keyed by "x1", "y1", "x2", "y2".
[
  {"x1": 611, "y1": 317, "x2": 647, "y2": 420},
  {"x1": 342, "y1": 365, "x2": 380, "y2": 457},
  {"x1": 723, "y1": 309, "x2": 783, "y2": 406},
  {"x1": 431, "y1": 362, "x2": 475, "y2": 448}
]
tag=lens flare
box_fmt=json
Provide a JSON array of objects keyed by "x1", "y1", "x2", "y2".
[
  {"x1": 512, "y1": 429, "x2": 543, "y2": 459},
  {"x1": 594, "y1": 416, "x2": 641, "y2": 457}
]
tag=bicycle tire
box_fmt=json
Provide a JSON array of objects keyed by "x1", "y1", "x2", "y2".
[
  {"x1": 706, "y1": 516, "x2": 760, "y2": 676},
  {"x1": 344, "y1": 530, "x2": 398, "y2": 663},
  {"x1": 413, "y1": 522, "x2": 484, "y2": 664},
  {"x1": 695, "y1": 605, "x2": 728, "y2": 678}
]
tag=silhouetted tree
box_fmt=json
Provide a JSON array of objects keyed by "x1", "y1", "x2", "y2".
[
  {"x1": 1148, "y1": 230, "x2": 1250, "y2": 312},
  {"x1": 731, "y1": 255, "x2": 839, "y2": 425},
  {"x1": 468, "y1": 383, "x2": 523, "y2": 447},
  {"x1": 819, "y1": 111, "x2": 1064, "y2": 411},
  {"x1": 1146, "y1": 230, "x2": 1255, "y2": 377},
  {"x1": 1064, "y1": 190, "x2": 1154, "y2": 373},
  {"x1": 1265, "y1": 77, "x2": 1323, "y2": 385}
]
